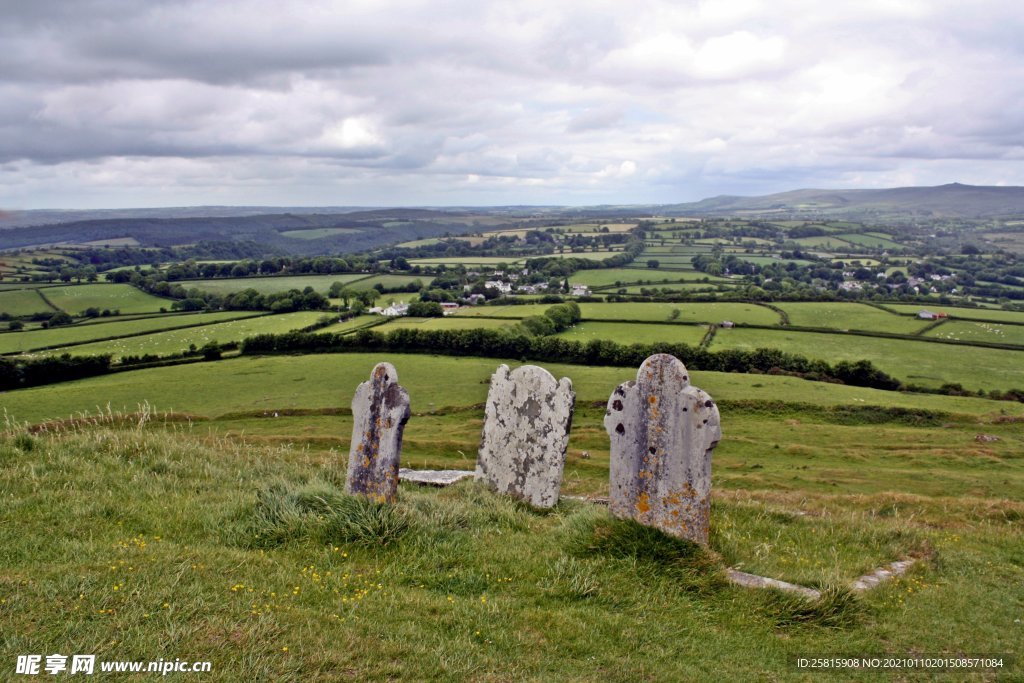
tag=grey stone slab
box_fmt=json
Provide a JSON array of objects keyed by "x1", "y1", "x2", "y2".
[
  {"x1": 345, "y1": 362, "x2": 410, "y2": 503},
  {"x1": 399, "y1": 468, "x2": 474, "y2": 487},
  {"x1": 851, "y1": 559, "x2": 916, "y2": 592},
  {"x1": 604, "y1": 354, "x2": 721, "y2": 544},
  {"x1": 475, "y1": 364, "x2": 575, "y2": 508},
  {"x1": 726, "y1": 569, "x2": 821, "y2": 600}
]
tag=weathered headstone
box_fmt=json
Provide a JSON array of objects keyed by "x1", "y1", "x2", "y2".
[
  {"x1": 345, "y1": 362, "x2": 411, "y2": 503},
  {"x1": 604, "y1": 354, "x2": 721, "y2": 544},
  {"x1": 475, "y1": 364, "x2": 575, "y2": 508}
]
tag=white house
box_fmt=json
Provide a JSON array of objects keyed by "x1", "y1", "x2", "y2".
[
  {"x1": 484, "y1": 280, "x2": 513, "y2": 294},
  {"x1": 382, "y1": 303, "x2": 409, "y2": 317}
]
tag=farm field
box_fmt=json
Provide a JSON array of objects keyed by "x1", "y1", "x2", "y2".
[
  {"x1": 556, "y1": 321, "x2": 707, "y2": 346},
  {"x1": 774, "y1": 302, "x2": 933, "y2": 334},
  {"x1": 410, "y1": 256, "x2": 528, "y2": 266},
  {"x1": 454, "y1": 302, "x2": 781, "y2": 325},
  {"x1": 883, "y1": 304, "x2": 1024, "y2": 324},
  {"x1": 31, "y1": 311, "x2": 325, "y2": 359},
  {"x1": 180, "y1": 274, "x2": 371, "y2": 296},
  {"x1": 568, "y1": 268, "x2": 724, "y2": 287},
  {"x1": 451, "y1": 302, "x2": 771, "y2": 325},
  {"x1": 791, "y1": 235, "x2": 855, "y2": 249},
  {"x1": 834, "y1": 233, "x2": 904, "y2": 250},
  {"x1": 619, "y1": 283, "x2": 724, "y2": 294},
  {"x1": 42, "y1": 283, "x2": 173, "y2": 315},
  {"x1": 0, "y1": 311, "x2": 265, "y2": 355},
  {"x1": 347, "y1": 274, "x2": 430, "y2": 291},
  {"x1": 710, "y1": 327, "x2": 1024, "y2": 390},
  {"x1": 6, "y1": 352, "x2": 1023, "y2": 425},
  {"x1": 734, "y1": 255, "x2": 816, "y2": 266},
  {"x1": 315, "y1": 315, "x2": 382, "y2": 334},
  {"x1": 925, "y1": 320, "x2": 1024, "y2": 346},
  {"x1": 380, "y1": 316, "x2": 514, "y2": 332},
  {"x1": 0, "y1": 288, "x2": 54, "y2": 316}
]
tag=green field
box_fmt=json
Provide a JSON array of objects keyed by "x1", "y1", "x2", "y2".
[
  {"x1": 347, "y1": 275, "x2": 431, "y2": 292},
  {"x1": 32, "y1": 312, "x2": 326, "y2": 359},
  {"x1": 43, "y1": 284, "x2": 173, "y2": 315},
  {"x1": 315, "y1": 315, "x2": 383, "y2": 335},
  {"x1": 775, "y1": 302, "x2": 933, "y2": 334},
  {"x1": 791, "y1": 235, "x2": 855, "y2": 249},
  {"x1": 5, "y1": 352, "x2": 1022, "y2": 425},
  {"x1": 734, "y1": 255, "x2": 817, "y2": 266},
  {"x1": 568, "y1": 268, "x2": 723, "y2": 288},
  {"x1": 710, "y1": 327, "x2": 1024, "y2": 390},
  {"x1": 278, "y1": 228, "x2": 362, "y2": 239},
  {"x1": 834, "y1": 233, "x2": 904, "y2": 250},
  {"x1": 454, "y1": 302, "x2": 781, "y2": 325},
  {"x1": 0, "y1": 288, "x2": 54, "y2": 316},
  {"x1": 181, "y1": 274, "x2": 372, "y2": 296},
  {"x1": 556, "y1": 321, "x2": 708, "y2": 346},
  {"x1": 380, "y1": 317, "x2": 514, "y2": 333},
  {"x1": 620, "y1": 283, "x2": 725, "y2": 294},
  {"x1": 925, "y1": 320, "x2": 1024, "y2": 346},
  {"x1": 0, "y1": 311, "x2": 263, "y2": 355},
  {"x1": 883, "y1": 304, "x2": 1024, "y2": 324}
]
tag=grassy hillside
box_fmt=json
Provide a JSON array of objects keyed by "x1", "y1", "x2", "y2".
[{"x1": 1, "y1": 354, "x2": 1021, "y2": 680}]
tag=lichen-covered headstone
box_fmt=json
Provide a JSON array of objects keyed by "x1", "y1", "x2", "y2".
[
  {"x1": 604, "y1": 354, "x2": 721, "y2": 544},
  {"x1": 345, "y1": 362, "x2": 411, "y2": 503},
  {"x1": 475, "y1": 364, "x2": 575, "y2": 508}
]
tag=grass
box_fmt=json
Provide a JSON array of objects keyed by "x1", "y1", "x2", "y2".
[
  {"x1": 555, "y1": 321, "x2": 708, "y2": 346},
  {"x1": 883, "y1": 304, "x2": 1024, "y2": 325},
  {"x1": 775, "y1": 302, "x2": 933, "y2": 334},
  {"x1": 568, "y1": 268, "x2": 724, "y2": 288},
  {"x1": 33, "y1": 312, "x2": 326, "y2": 359},
  {"x1": 710, "y1": 326, "x2": 1024, "y2": 390},
  {"x1": 0, "y1": 311, "x2": 263, "y2": 355},
  {"x1": 834, "y1": 233, "x2": 905, "y2": 250},
  {"x1": 0, "y1": 288, "x2": 54, "y2": 317},
  {"x1": 5, "y1": 352, "x2": 1023, "y2": 426},
  {"x1": 43, "y1": 284, "x2": 173, "y2": 315},
  {"x1": 379, "y1": 317, "x2": 514, "y2": 332},
  {"x1": 454, "y1": 302, "x2": 781, "y2": 325},
  {"x1": 180, "y1": 275, "x2": 371, "y2": 296},
  {"x1": 315, "y1": 316, "x2": 382, "y2": 335},
  {"x1": 0, "y1": 404, "x2": 1020, "y2": 679},
  {"x1": 347, "y1": 275, "x2": 431, "y2": 292},
  {"x1": 925, "y1": 320, "x2": 1024, "y2": 346}
]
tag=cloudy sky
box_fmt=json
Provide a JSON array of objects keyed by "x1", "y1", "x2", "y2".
[{"x1": 1, "y1": 0, "x2": 1023, "y2": 209}]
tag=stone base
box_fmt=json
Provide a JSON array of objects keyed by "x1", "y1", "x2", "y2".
[{"x1": 399, "y1": 468, "x2": 474, "y2": 487}]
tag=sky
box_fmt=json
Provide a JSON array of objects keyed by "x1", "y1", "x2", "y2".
[{"x1": 1, "y1": 0, "x2": 1023, "y2": 209}]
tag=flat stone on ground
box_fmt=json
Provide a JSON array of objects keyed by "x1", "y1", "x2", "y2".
[{"x1": 399, "y1": 468, "x2": 474, "y2": 487}]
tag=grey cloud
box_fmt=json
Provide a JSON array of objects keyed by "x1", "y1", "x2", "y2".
[{"x1": 2, "y1": 0, "x2": 1024, "y2": 208}]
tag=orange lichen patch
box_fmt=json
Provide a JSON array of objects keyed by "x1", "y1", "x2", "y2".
[
  {"x1": 636, "y1": 492, "x2": 651, "y2": 514},
  {"x1": 648, "y1": 395, "x2": 657, "y2": 404}
]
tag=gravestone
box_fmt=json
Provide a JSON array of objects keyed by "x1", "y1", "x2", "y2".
[
  {"x1": 475, "y1": 364, "x2": 575, "y2": 508},
  {"x1": 604, "y1": 354, "x2": 721, "y2": 544},
  {"x1": 345, "y1": 362, "x2": 411, "y2": 503}
]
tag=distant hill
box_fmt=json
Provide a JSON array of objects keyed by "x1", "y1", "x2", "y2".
[
  {"x1": 662, "y1": 183, "x2": 1024, "y2": 219},
  {"x1": 0, "y1": 209, "x2": 508, "y2": 255}
]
